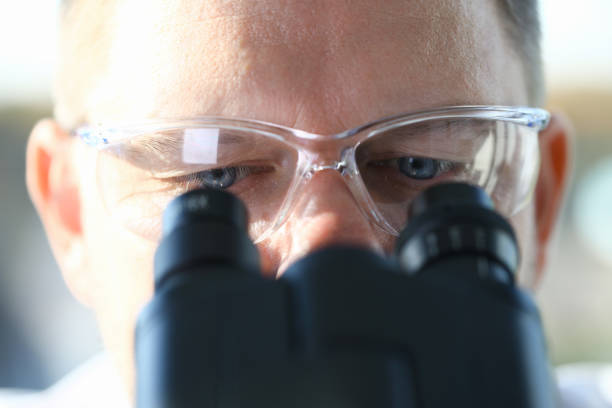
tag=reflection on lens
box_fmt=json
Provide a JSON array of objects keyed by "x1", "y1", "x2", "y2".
[
  {"x1": 97, "y1": 127, "x2": 298, "y2": 242},
  {"x1": 94, "y1": 117, "x2": 540, "y2": 242},
  {"x1": 356, "y1": 118, "x2": 540, "y2": 233}
]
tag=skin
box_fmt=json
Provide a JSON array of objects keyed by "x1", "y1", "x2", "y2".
[{"x1": 26, "y1": 0, "x2": 571, "y2": 402}]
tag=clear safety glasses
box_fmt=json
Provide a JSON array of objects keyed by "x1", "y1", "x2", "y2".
[{"x1": 76, "y1": 105, "x2": 550, "y2": 243}]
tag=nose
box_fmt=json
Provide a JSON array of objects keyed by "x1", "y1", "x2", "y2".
[{"x1": 260, "y1": 169, "x2": 387, "y2": 277}]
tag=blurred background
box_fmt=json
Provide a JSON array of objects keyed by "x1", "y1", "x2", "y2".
[{"x1": 0, "y1": 0, "x2": 611, "y2": 390}]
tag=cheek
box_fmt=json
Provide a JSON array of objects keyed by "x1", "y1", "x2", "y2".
[
  {"x1": 78, "y1": 147, "x2": 157, "y2": 353},
  {"x1": 85, "y1": 217, "x2": 156, "y2": 324}
]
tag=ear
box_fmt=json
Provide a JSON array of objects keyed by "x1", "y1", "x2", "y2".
[
  {"x1": 534, "y1": 113, "x2": 573, "y2": 278},
  {"x1": 26, "y1": 119, "x2": 92, "y2": 306}
]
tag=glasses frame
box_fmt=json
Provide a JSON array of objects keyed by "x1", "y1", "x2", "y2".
[{"x1": 75, "y1": 105, "x2": 550, "y2": 242}]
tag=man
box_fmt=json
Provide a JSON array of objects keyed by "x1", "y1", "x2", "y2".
[{"x1": 5, "y1": 0, "x2": 585, "y2": 406}]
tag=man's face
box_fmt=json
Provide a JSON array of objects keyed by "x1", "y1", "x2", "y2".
[{"x1": 30, "y1": 0, "x2": 564, "y2": 399}]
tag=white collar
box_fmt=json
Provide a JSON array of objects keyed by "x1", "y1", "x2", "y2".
[{"x1": 0, "y1": 353, "x2": 131, "y2": 408}]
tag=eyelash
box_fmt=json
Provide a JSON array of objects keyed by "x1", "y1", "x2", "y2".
[
  {"x1": 370, "y1": 157, "x2": 459, "y2": 179},
  {"x1": 172, "y1": 166, "x2": 252, "y2": 187}
]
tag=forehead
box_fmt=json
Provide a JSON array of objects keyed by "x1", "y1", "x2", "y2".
[{"x1": 88, "y1": 0, "x2": 526, "y2": 131}]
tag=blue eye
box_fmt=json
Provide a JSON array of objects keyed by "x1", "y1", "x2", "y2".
[
  {"x1": 164, "y1": 165, "x2": 267, "y2": 191},
  {"x1": 366, "y1": 157, "x2": 456, "y2": 181},
  {"x1": 398, "y1": 157, "x2": 439, "y2": 180},
  {"x1": 198, "y1": 167, "x2": 237, "y2": 189}
]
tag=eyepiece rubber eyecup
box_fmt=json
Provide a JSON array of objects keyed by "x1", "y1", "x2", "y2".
[{"x1": 161, "y1": 188, "x2": 249, "y2": 238}]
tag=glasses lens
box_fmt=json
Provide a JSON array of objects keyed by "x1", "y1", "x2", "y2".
[
  {"x1": 97, "y1": 127, "x2": 298, "y2": 242},
  {"x1": 355, "y1": 118, "x2": 540, "y2": 234}
]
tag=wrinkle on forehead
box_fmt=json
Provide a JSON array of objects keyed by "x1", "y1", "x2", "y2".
[{"x1": 86, "y1": 0, "x2": 526, "y2": 131}]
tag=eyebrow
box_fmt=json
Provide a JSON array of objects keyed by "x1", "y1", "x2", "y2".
[
  {"x1": 123, "y1": 129, "x2": 245, "y2": 156},
  {"x1": 362, "y1": 119, "x2": 492, "y2": 159},
  {"x1": 109, "y1": 129, "x2": 273, "y2": 171}
]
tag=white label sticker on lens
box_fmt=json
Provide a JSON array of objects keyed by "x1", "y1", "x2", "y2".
[{"x1": 182, "y1": 128, "x2": 219, "y2": 164}]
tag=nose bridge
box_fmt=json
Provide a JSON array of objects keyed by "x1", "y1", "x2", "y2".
[
  {"x1": 281, "y1": 142, "x2": 383, "y2": 235},
  {"x1": 259, "y1": 141, "x2": 391, "y2": 276},
  {"x1": 297, "y1": 145, "x2": 359, "y2": 213},
  {"x1": 299, "y1": 138, "x2": 355, "y2": 176},
  {"x1": 309, "y1": 159, "x2": 348, "y2": 176},
  {"x1": 299, "y1": 166, "x2": 356, "y2": 208},
  {"x1": 287, "y1": 168, "x2": 379, "y2": 240},
  {"x1": 262, "y1": 166, "x2": 388, "y2": 276}
]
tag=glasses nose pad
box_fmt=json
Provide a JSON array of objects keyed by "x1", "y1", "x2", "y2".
[
  {"x1": 273, "y1": 167, "x2": 384, "y2": 250},
  {"x1": 299, "y1": 158, "x2": 399, "y2": 235},
  {"x1": 340, "y1": 152, "x2": 401, "y2": 236},
  {"x1": 255, "y1": 153, "x2": 399, "y2": 245}
]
